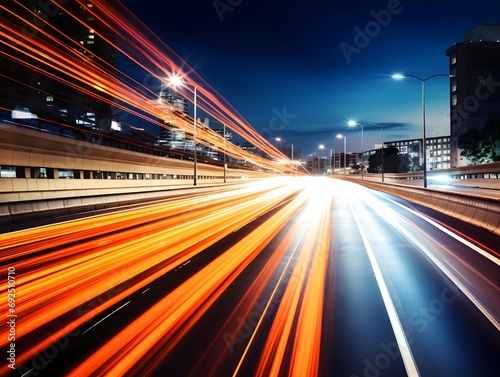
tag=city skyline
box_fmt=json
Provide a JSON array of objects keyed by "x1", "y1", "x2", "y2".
[{"x1": 122, "y1": 0, "x2": 500, "y2": 158}]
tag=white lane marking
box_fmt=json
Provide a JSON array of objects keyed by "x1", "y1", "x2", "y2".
[
  {"x1": 359, "y1": 190, "x2": 500, "y2": 332},
  {"x1": 20, "y1": 362, "x2": 51, "y2": 377},
  {"x1": 383, "y1": 212, "x2": 500, "y2": 332},
  {"x1": 384, "y1": 196, "x2": 500, "y2": 266},
  {"x1": 82, "y1": 301, "x2": 131, "y2": 335},
  {"x1": 360, "y1": 189, "x2": 500, "y2": 331},
  {"x1": 141, "y1": 288, "x2": 150, "y2": 294},
  {"x1": 350, "y1": 203, "x2": 421, "y2": 377}
]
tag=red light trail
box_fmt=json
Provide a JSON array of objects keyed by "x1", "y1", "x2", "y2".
[{"x1": 0, "y1": 0, "x2": 297, "y2": 174}]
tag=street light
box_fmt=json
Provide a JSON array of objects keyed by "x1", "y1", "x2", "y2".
[
  {"x1": 348, "y1": 120, "x2": 385, "y2": 182},
  {"x1": 319, "y1": 144, "x2": 332, "y2": 174},
  {"x1": 392, "y1": 73, "x2": 450, "y2": 188},
  {"x1": 306, "y1": 152, "x2": 318, "y2": 174},
  {"x1": 347, "y1": 120, "x2": 364, "y2": 179},
  {"x1": 336, "y1": 134, "x2": 346, "y2": 173},
  {"x1": 168, "y1": 74, "x2": 198, "y2": 186},
  {"x1": 223, "y1": 123, "x2": 227, "y2": 183},
  {"x1": 275, "y1": 137, "x2": 294, "y2": 173}
]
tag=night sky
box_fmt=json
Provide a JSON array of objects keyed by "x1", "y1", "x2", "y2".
[{"x1": 121, "y1": 0, "x2": 500, "y2": 158}]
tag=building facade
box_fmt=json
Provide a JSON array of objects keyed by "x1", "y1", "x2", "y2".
[
  {"x1": 157, "y1": 89, "x2": 191, "y2": 150},
  {"x1": 362, "y1": 136, "x2": 451, "y2": 173},
  {"x1": 0, "y1": 1, "x2": 117, "y2": 131},
  {"x1": 385, "y1": 137, "x2": 451, "y2": 171},
  {"x1": 446, "y1": 24, "x2": 500, "y2": 167}
]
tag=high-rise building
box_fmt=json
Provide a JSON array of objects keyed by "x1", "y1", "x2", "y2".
[
  {"x1": 0, "y1": 1, "x2": 117, "y2": 131},
  {"x1": 446, "y1": 24, "x2": 500, "y2": 167},
  {"x1": 157, "y1": 89, "x2": 191, "y2": 150},
  {"x1": 385, "y1": 137, "x2": 451, "y2": 171},
  {"x1": 203, "y1": 119, "x2": 232, "y2": 160},
  {"x1": 159, "y1": 89, "x2": 189, "y2": 114}
]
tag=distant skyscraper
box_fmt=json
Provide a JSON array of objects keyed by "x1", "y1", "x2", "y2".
[
  {"x1": 157, "y1": 88, "x2": 191, "y2": 150},
  {"x1": 0, "y1": 1, "x2": 117, "y2": 131},
  {"x1": 158, "y1": 86, "x2": 189, "y2": 114},
  {"x1": 446, "y1": 24, "x2": 500, "y2": 167},
  {"x1": 203, "y1": 119, "x2": 232, "y2": 160}
]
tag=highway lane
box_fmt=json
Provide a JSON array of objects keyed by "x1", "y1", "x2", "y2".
[
  {"x1": 1, "y1": 177, "x2": 305, "y2": 375},
  {"x1": 1, "y1": 177, "x2": 499, "y2": 377},
  {"x1": 330, "y1": 183, "x2": 499, "y2": 376}
]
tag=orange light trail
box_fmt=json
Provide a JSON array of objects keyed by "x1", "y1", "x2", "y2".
[
  {"x1": 0, "y1": 177, "x2": 341, "y2": 377},
  {"x1": 66, "y1": 180, "x2": 334, "y2": 377},
  {"x1": 0, "y1": 178, "x2": 305, "y2": 374},
  {"x1": 251, "y1": 185, "x2": 333, "y2": 377},
  {"x1": 1, "y1": 178, "x2": 499, "y2": 376},
  {"x1": 0, "y1": 0, "x2": 298, "y2": 173}
]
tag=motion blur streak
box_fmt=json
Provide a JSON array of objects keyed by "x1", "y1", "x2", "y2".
[
  {"x1": 0, "y1": 0, "x2": 296, "y2": 173},
  {"x1": 196, "y1": 215, "x2": 306, "y2": 377},
  {"x1": 2, "y1": 178, "x2": 498, "y2": 376},
  {"x1": 67, "y1": 181, "x2": 317, "y2": 377},
  {"x1": 0, "y1": 178, "x2": 303, "y2": 371},
  {"x1": 351, "y1": 184, "x2": 500, "y2": 330},
  {"x1": 254, "y1": 185, "x2": 332, "y2": 377},
  {"x1": 289, "y1": 190, "x2": 332, "y2": 377}
]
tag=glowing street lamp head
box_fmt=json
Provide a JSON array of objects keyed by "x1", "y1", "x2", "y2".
[
  {"x1": 168, "y1": 74, "x2": 184, "y2": 87},
  {"x1": 336, "y1": 134, "x2": 343, "y2": 139},
  {"x1": 347, "y1": 120, "x2": 357, "y2": 127},
  {"x1": 319, "y1": 144, "x2": 325, "y2": 149},
  {"x1": 275, "y1": 137, "x2": 282, "y2": 142},
  {"x1": 392, "y1": 73, "x2": 405, "y2": 80}
]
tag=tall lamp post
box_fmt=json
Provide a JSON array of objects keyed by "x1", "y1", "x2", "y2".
[
  {"x1": 223, "y1": 123, "x2": 227, "y2": 183},
  {"x1": 306, "y1": 153, "x2": 318, "y2": 174},
  {"x1": 168, "y1": 74, "x2": 198, "y2": 186},
  {"x1": 336, "y1": 134, "x2": 346, "y2": 173},
  {"x1": 347, "y1": 120, "x2": 364, "y2": 179},
  {"x1": 348, "y1": 120, "x2": 385, "y2": 182},
  {"x1": 275, "y1": 137, "x2": 294, "y2": 173},
  {"x1": 319, "y1": 144, "x2": 332, "y2": 174},
  {"x1": 392, "y1": 73, "x2": 450, "y2": 188}
]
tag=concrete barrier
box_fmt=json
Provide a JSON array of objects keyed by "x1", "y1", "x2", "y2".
[
  {"x1": 339, "y1": 177, "x2": 500, "y2": 237},
  {"x1": 0, "y1": 182, "x2": 245, "y2": 229}
]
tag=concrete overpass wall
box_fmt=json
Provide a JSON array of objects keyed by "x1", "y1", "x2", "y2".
[
  {"x1": 339, "y1": 177, "x2": 500, "y2": 237},
  {"x1": 0, "y1": 124, "x2": 278, "y2": 225},
  {"x1": 0, "y1": 124, "x2": 273, "y2": 202}
]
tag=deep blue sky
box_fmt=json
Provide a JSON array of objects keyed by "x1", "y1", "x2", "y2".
[{"x1": 121, "y1": 0, "x2": 500, "y2": 158}]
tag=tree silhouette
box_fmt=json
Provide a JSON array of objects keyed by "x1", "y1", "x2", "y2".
[
  {"x1": 458, "y1": 119, "x2": 500, "y2": 163},
  {"x1": 367, "y1": 146, "x2": 412, "y2": 173}
]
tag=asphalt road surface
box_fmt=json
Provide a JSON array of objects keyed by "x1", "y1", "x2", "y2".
[{"x1": 2, "y1": 177, "x2": 499, "y2": 377}]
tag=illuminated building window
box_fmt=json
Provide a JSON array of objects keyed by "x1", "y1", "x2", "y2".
[
  {"x1": 0, "y1": 166, "x2": 16, "y2": 178},
  {"x1": 58, "y1": 170, "x2": 74, "y2": 179}
]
